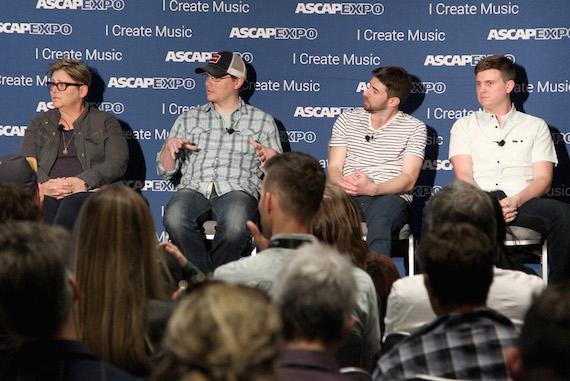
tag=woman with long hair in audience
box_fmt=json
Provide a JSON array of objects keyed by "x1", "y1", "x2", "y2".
[
  {"x1": 151, "y1": 282, "x2": 281, "y2": 381},
  {"x1": 311, "y1": 183, "x2": 400, "y2": 328},
  {"x1": 73, "y1": 184, "x2": 175, "y2": 377}
]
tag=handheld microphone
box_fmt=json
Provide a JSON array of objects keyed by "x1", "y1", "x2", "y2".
[
  {"x1": 226, "y1": 128, "x2": 235, "y2": 135},
  {"x1": 365, "y1": 135, "x2": 373, "y2": 142},
  {"x1": 58, "y1": 124, "x2": 64, "y2": 132}
]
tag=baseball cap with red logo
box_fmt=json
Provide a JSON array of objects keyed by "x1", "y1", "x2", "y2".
[{"x1": 195, "y1": 51, "x2": 247, "y2": 79}]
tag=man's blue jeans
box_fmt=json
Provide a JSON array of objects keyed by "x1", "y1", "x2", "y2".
[
  {"x1": 352, "y1": 194, "x2": 409, "y2": 256},
  {"x1": 163, "y1": 188, "x2": 258, "y2": 273}
]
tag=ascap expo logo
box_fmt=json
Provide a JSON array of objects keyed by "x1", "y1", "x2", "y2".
[
  {"x1": 36, "y1": 0, "x2": 125, "y2": 10},
  {"x1": 295, "y1": 3, "x2": 384, "y2": 15},
  {"x1": 0, "y1": 22, "x2": 72, "y2": 35}
]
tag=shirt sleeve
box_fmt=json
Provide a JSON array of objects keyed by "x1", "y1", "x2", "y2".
[
  {"x1": 329, "y1": 112, "x2": 348, "y2": 147},
  {"x1": 449, "y1": 117, "x2": 473, "y2": 159},
  {"x1": 156, "y1": 114, "x2": 187, "y2": 179},
  {"x1": 352, "y1": 269, "x2": 381, "y2": 357},
  {"x1": 19, "y1": 117, "x2": 51, "y2": 184},
  {"x1": 403, "y1": 121, "x2": 427, "y2": 160},
  {"x1": 77, "y1": 113, "x2": 129, "y2": 188},
  {"x1": 260, "y1": 116, "x2": 283, "y2": 154},
  {"x1": 532, "y1": 118, "x2": 558, "y2": 165}
]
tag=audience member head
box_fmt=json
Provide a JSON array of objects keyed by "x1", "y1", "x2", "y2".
[
  {"x1": 425, "y1": 181, "x2": 497, "y2": 247},
  {"x1": 310, "y1": 183, "x2": 368, "y2": 269},
  {"x1": 0, "y1": 222, "x2": 73, "y2": 343},
  {"x1": 272, "y1": 243, "x2": 357, "y2": 350},
  {"x1": 73, "y1": 184, "x2": 168, "y2": 376},
  {"x1": 0, "y1": 154, "x2": 37, "y2": 190},
  {"x1": 152, "y1": 283, "x2": 281, "y2": 381},
  {"x1": 418, "y1": 223, "x2": 494, "y2": 315},
  {"x1": 507, "y1": 282, "x2": 570, "y2": 381},
  {"x1": 474, "y1": 54, "x2": 516, "y2": 83},
  {"x1": 260, "y1": 152, "x2": 326, "y2": 236},
  {"x1": 371, "y1": 66, "x2": 412, "y2": 104},
  {"x1": 0, "y1": 154, "x2": 42, "y2": 202},
  {"x1": 0, "y1": 183, "x2": 42, "y2": 222},
  {"x1": 49, "y1": 57, "x2": 92, "y2": 88}
]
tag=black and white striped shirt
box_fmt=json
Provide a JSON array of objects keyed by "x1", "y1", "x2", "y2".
[{"x1": 330, "y1": 108, "x2": 426, "y2": 202}]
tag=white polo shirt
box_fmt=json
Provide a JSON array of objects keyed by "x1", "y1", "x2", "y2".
[{"x1": 449, "y1": 106, "x2": 557, "y2": 197}]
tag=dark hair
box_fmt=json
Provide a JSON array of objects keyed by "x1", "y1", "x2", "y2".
[
  {"x1": 311, "y1": 183, "x2": 368, "y2": 269},
  {"x1": 425, "y1": 181, "x2": 497, "y2": 246},
  {"x1": 0, "y1": 222, "x2": 73, "y2": 339},
  {"x1": 371, "y1": 66, "x2": 412, "y2": 103},
  {"x1": 474, "y1": 55, "x2": 515, "y2": 83},
  {"x1": 519, "y1": 282, "x2": 570, "y2": 380},
  {"x1": 0, "y1": 183, "x2": 42, "y2": 223},
  {"x1": 418, "y1": 223, "x2": 494, "y2": 308},
  {"x1": 73, "y1": 184, "x2": 168, "y2": 376},
  {"x1": 263, "y1": 151, "x2": 326, "y2": 224}
]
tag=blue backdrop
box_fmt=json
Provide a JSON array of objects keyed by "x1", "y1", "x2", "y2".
[{"x1": 1, "y1": 0, "x2": 569, "y2": 238}]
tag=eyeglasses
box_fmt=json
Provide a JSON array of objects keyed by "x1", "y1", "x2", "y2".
[
  {"x1": 46, "y1": 81, "x2": 84, "y2": 91},
  {"x1": 202, "y1": 74, "x2": 232, "y2": 82}
]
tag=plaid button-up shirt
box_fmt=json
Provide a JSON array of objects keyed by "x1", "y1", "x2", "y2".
[
  {"x1": 374, "y1": 308, "x2": 518, "y2": 381},
  {"x1": 157, "y1": 98, "x2": 282, "y2": 198}
]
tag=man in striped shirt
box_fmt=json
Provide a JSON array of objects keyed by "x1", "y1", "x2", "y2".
[
  {"x1": 328, "y1": 66, "x2": 427, "y2": 257},
  {"x1": 157, "y1": 51, "x2": 282, "y2": 273}
]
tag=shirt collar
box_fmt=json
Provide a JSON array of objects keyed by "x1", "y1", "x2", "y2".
[
  {"x1": 481, "y1": 103, "x2": 517, "y2": 124},
  {"x1": 204, "y1": 97, "x2": 247, "y2": 115}
]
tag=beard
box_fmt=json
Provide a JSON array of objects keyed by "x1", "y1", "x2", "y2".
[{"x1": 363, "y1": 97, "x2": 388, "y2": 113}]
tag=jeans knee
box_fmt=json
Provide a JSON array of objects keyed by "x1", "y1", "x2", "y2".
[{"x1": 216, "y1": 221, "x2": 250, "y2": 242}]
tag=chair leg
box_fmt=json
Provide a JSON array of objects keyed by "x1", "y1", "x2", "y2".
[
  {"x1": 542, "y1": 239, "x2": 548, "y2": 283},
  {"x1": 408, "y1": 234, "x2": 415, "y2": 276}
]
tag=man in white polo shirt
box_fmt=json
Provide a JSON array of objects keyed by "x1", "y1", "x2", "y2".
[
  {"x1": 449, "y1": 54, "x2": 570, "y2": 283},
  {"x1": 328, "y1": 66, "x2": 427, "y2": 257}
]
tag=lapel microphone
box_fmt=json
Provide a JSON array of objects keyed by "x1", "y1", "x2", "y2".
[
  {"x1": 495, "y1": 140, "x2": 505, "y2": 146},
  {"x1": 58, "y1": 124, "x2": 65, "y2": 132},
  {"x1": 365, "y1": 135, "x2": 373, "y2": 142},
  {"x1": 226, "y1": 128, "x2": 235, "y2": 135}
]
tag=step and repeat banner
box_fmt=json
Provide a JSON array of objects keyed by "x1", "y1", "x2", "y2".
[{"x1": 1, "y1": 0, "x2": 569, "y2": 236}]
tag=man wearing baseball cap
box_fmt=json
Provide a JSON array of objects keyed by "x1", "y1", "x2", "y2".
[{"x1": 157, "y1": 51, "x2": 282, "y2": 273}]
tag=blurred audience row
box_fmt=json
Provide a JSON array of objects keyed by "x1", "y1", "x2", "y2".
[{"x1": 0, "y1": 152, "x2": 568, "y2": 381}]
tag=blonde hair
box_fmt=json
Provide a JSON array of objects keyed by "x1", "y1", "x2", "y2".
[
  {"x1": 73, "y1": 184, "x2": 167, "y2": 376},
  {"x1": 49, "y1": 57, "x2": 92, "y2": 87},
  {"x1": 152, "y1": 283, "x2": 281, "y2": 381}
]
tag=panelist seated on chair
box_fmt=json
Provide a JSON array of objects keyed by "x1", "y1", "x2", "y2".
[
  {"x1": 449, "y1": 54, "x2": 570, "y2": 283},
  {"x1": 157, "y1": 51, "x2": 282, "y2": 273},
  {"x1": 327, "y1": 66, "x2": 426, "y2": 257},
  {"x1": 19, "y1": 58, "x2": 128, "y2": 231}
]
